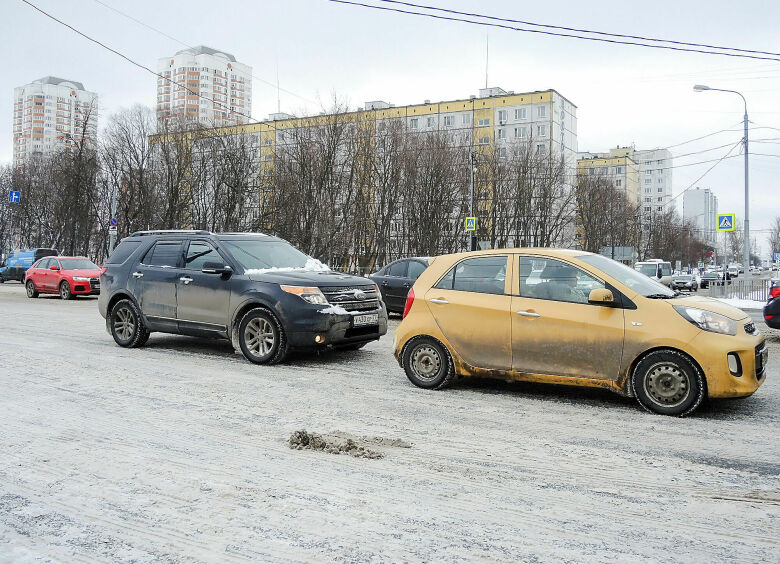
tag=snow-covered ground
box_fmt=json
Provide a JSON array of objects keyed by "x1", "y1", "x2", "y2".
[
  {"x1": 711, "y1": 297, "x2": 767, "y2": 311},
  {"x1": 0, "y1": 283, "x2": 778, "y2": 562}
]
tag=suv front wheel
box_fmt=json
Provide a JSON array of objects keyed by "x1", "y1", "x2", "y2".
[
  {"x1": 110, "y1": 299, "x2": 150, "y2": 348},
  {"x1": 238, "y1": 308, "x2": 288, "y2": 364}
]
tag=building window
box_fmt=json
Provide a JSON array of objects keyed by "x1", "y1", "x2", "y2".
[
  {"x1": 536, "y1": 143, "x2": 546, "y2": 154},
  {"x1": 645, "y1": 206, "x2": 651, "y2": 212},
  {"x1": 645, "y1": 178, "x2": 651, "y2": 185},
  {"x1": 645, "y1": 188, "x2": 651, "y2": 194},
  {"x1": 498, "y1": 129, "x2": 506, "y2": 139},
  {"x1": 410, "y1": 118, "x2": 418, "y2": 130},
  {"x1": 645, "y1": 197, "x2": 651, "y2": 202},
  {"x1": 514, "y1": 127, "x2": 526, "y2": 138},
  {"x1": 444, "y1": 115, "x2": 454, "y2": 127},
  {"x1": 514, "y1": 108, "x2": 526, "y2": 120},
  {"x1": 658, "y1": 187, "x2": 663, "y2": 193},
  {"x1": 499, "y1": 147, "x2": 507, "y2": 158},
  {"x1": 615, "y1": 179, "x2": 622, "y2": 187},
  {"x1": 462, "y1": 114, "x2": 470, "y2": 125},
  {"x1": 478, "y1": 118, "x2": 490, "y2": 126},
  {"x1": 657, "y1": 197, "x2": 663, "y2": 202},
  {"x1": 537, "y1": 125, "x2": 547, "y2": 136},
  {"x1": 498, "y1": 110, "x2": 507, "y2": 122},
  {"x1": 646, "y1": 170, "x2": 652, "y2": 175},
  {"x1": 478, "y1": 136, "x2": 490, "y2": 145},
  {"x1": 537, "y1": 105, "x2": 546, "y2": 118},
  {"x1": 616, "y1": 166, "x2": 623, "y2": 173},
  {"x1": 427, "y1": 117, "x2": 435, "y2": 127}
]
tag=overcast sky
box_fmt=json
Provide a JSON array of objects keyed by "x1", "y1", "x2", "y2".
[{"x1": 3, "y1": 0, "x2": 779, "y2": 253}]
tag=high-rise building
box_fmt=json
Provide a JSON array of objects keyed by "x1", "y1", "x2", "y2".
[
  {"x1": 156, "y1": 46, "x2": 252, "y2": 127},
  {"x1": 577, "y1": 146, "x2": 673, "y2": 215},
  {"x1": 683, "y1": 186, "x2": 718, "y2": 244},
  {"x1": 12, "y1": 77, "x2": 98, "y2": 166},
  {"x1": 576, "y1": 150, "x2": 640, "y2": 203}
]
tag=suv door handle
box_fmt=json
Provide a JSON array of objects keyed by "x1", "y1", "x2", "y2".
[
  {"x1": 132, "y1": 272, "x2": 143, "y2": 278},
  {"x1": 516, "y1": 310, "x2": 540, "y2": 318},
  {"x1": 429, "y1": 298, "x2": 449, "y2": 304},
  {"x1": 179, "y1": 276, "x2": 193, "y2": 285}
]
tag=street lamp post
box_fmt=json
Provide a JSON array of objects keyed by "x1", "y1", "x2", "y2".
[{"x1": 693, "y1": 84, "x2": 750, "y2": 272}]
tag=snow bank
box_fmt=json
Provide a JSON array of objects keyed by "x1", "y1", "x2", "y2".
[
  {"x1": 245, "y1": 257, "x2": 330, "y2": 275},
  {"x1": 711, "y1": 297, "x2": 766, "y2": 310}
]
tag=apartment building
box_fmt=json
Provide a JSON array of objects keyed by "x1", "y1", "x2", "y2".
[
  {"x1": 156, "y1": 45, "x2": 252, "y2": 127},
  {"x1": 12, "y1": 76, "x2": 98, "y2": 166},
  {"x1": 578, "y1": 146, "x2": 673, "y2": 215},
  {"x1": 576, "y1": 151, "x2": 640, "y2": 203},
  {"x1": 683, "y1": 186, "x2": 718, "y2": 245}
]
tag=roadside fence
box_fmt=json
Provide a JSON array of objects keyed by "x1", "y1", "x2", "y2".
[{"x1": 708, "y1": 277, "x2": 772, "y2": 301}]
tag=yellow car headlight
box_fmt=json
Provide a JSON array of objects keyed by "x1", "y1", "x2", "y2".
[{"x1": 674, "y1": 306, "x2": 736, "y2": 336}]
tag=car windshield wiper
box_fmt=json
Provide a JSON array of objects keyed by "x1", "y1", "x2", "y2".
[{"x1": 645, "y1": 293, "x2": 678, "y2": 299}]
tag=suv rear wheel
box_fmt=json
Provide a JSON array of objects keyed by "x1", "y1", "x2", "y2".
[
  {"x1": 238, "y1": 308, "x2": 288, "y2": 364},
  {"x1": 110, "y1": 299, "x2": 150, "y2": 348},
  {"x1": 26, "y1": 280, "x2": 38, "y2": 298}
]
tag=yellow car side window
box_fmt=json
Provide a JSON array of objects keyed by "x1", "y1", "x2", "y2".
[{"x1": 518, "y1": 256, "x2": 603, "y2": 304}]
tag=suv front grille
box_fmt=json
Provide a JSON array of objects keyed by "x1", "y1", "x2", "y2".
[
  {"x1": 755, "y1": 343, "x2": 768, "y2": 381},
  {"x1": 321, "y1": 285, "x2": 379, "y2": 312}
]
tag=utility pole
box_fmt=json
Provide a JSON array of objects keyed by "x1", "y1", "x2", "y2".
[
  {"x1": 108, "y1": 185, "x2": 118, "y2": 254},
  {"x1": 469, "y1": 151, "x2": 477, "y2": 251}
]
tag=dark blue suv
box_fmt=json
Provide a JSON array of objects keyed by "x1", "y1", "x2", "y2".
[{"x1": 98, "y1": 230, "x2": 387, "y2": 364}]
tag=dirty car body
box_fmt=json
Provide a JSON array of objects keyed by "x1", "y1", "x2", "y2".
[
  {"x1": 394, "y1": 249, "x2": 766, "y2": 416},
  {"x1": 99, "y1": 231, "x2": 387, "y2": 363}
]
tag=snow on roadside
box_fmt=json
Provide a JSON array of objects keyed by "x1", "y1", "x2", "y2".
[{"x1": 711, "y1": 297, "x2": 766, "y2": 310}]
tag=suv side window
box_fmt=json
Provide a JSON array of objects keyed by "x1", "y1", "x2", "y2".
[
  {"x1": 142, "y1": 241, "x2": 183, "y2": 268},
  {"x1": 434, "y1": 256, "x2": 507, "y2": 295},
  {"x1": 184, "y1": 241, "x2": 223, "y2": 271},
  {"x1": 407, "y1": 260, "x2": 427, "y2": 281},
  {"x1": 38, "y1": 258, "x2": 52, "y2": 269},
  {"x1": 106, "y1": 240, "x2": 142, "y2": 265},
  {"x1": 387, "y1": 261, "x2": 408, "y2": 277}
]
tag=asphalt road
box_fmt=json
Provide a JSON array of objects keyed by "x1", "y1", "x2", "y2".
[{"x1": 0, "y1": 282, "x2": 778, "y2": 562}]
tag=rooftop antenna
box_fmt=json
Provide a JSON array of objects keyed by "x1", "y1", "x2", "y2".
[
  {"x1": 485, "y1": 33, "x2": 489, "y2": 88},
  {"x1": 276, "y1": 62, "x2": 281, "y2": 114}
]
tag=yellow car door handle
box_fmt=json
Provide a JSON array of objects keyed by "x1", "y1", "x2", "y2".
[
  {"x1": 516, "y1": 310, "x2": 540, "y2": 318},
  {"x1": 429, "y1": 298, "x2": 449, "y2": 304}
]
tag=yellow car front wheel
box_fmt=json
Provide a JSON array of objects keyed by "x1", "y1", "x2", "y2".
[
  {"x1": 632, "y1": 349, "x2": 705, "y2": 417},
  {"x1": 402, "y1": 336, "x2": 456, "y2": 390}
]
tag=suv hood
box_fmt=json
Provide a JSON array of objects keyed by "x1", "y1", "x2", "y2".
[
  {"x1": 246, "y1": 269, "x2": 375, "y2": 287},
  {"x1": 667, "y1": 295, "x2": 749, "y2": 321}
]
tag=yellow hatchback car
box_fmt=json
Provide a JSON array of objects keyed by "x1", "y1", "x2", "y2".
[{"x1": 394, "y1": 249, "x2": 768, "y2": 416}]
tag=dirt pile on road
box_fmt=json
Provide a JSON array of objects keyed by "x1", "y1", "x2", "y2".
[{"x1": 288, "y1": 429, "x2": 384, "y2": 459}]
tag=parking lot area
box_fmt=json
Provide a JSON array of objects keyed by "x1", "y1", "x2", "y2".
[{"x1": 1, "y1": 282, "x2": 779, "y2": 562}]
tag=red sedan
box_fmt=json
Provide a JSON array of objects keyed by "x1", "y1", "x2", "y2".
[{"x1": 25, "y1": 256, "x2": 103, "y2": 299}]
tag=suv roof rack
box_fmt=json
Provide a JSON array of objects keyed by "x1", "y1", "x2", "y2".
[{"x1": 130, "y1": 229, "x2": 213, "y2": 237}]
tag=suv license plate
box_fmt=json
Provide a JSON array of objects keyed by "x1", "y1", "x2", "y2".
[{"x1": 353, "y1": 313, "x2": 378, "y2": 327}]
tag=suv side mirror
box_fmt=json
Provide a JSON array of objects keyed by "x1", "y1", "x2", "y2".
[
  {"x1": 202, "y1": 262, "x2": 232, "y2": 276},
  {"x1": 49, "y1": 265, "x2": 60, "y2": 271},
  {"x1": 588, "y1": 288, "x2": 615, "y2": 305}
]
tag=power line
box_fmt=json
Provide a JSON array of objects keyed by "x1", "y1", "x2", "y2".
[
  {"x1": 90, "y1": 0, "x2": 318, "y2": 106},
  {"x1": 373, "y1": 0, "x2": 780, "y2": 58},
  {"x1": 326, "y1": 0, "x2": 780, "y2": 63},
  {"x1": 668, "y1": 141, "x2": 743, "y2": 205}
]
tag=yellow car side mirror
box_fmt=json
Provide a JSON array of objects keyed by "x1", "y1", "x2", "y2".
[{"x1": 588, "y1": 288, "x2": 615, "y2": 305}]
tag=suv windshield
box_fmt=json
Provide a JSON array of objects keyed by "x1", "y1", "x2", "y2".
[
  {"x1": 60, "y1": 258, "x2": 99, "y2": 270},
  {"x1": 223, "y1": 239, "x2": 329, "y2": 273},
  {"x1": 580, "y1": 255, "x2": 675, "y2": 298}
]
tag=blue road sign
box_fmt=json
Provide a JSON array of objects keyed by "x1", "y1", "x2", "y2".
[
  {"x1": 716, "y1": 214, "x2": 735, "y2": 232},
  {"x1": 109, "y1": 217, "x2": 118, "y2": 227},
  {"x1": 774, "y1": 252, "x2": 780, "y2": 262},
  {"x1": 8, "y1": 190, "x2": 20, "y2": 203},
  {"x1": 465, "y1": 217, "x2": 476, "y2": 231}
]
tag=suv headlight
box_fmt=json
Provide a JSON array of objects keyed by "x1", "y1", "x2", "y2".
[
  {"x1": 73, "y1": 276, "x2": 91, "y2": 281},
  {"x1": 674, "y1": 306, "x2": 736, "y2": 335},
  {"x1": 280, "y1": 285, "x2": 328, "y2": 305}
]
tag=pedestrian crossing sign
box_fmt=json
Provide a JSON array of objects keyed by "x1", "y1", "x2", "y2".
[
  {"x1": 465, "y1": 217, "x2": 476, "y2": 231},
  {"x1": 716, "y1": 214, "x2": 735, "y2": 232}
]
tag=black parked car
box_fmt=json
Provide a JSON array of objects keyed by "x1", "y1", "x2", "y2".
[
  {"x1": 764, "y1": 279, "x2": 780, "y2": 329},
  {"x1": 369, "y1": 257, "x2": 430, "y2": 314},
  {"x1": 98, "y1": 230, "x2": 387, "y2": 364}
]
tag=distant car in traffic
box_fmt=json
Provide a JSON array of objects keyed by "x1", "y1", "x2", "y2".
[
  {"x1": 728, "y1": 266, "x2": 739, "y2": 278},
  {"x1": 25, "y1": 256, "x2": 103, "y2": 299},
  {"x1": 395, "y1": 248, "x2": 766, "y2": 417},
  {"x1": 98, "y1": 230, "x2": 388, "y2": 364},
  {"x1": 699, "y1": 272, "x2": 720, "y2": 289},
  {"x1": 671, "y1": 274, "x2": 698, "y2": 292},
  {"x1": 0, "y1": 248, "x2": 59, "y2": 283},
  {"x1": 763, "y1": 279, "x2": 780, "y2": 329},
  {"x1": 369, "y1": 257, "x2": 430, "y2": 313}
]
